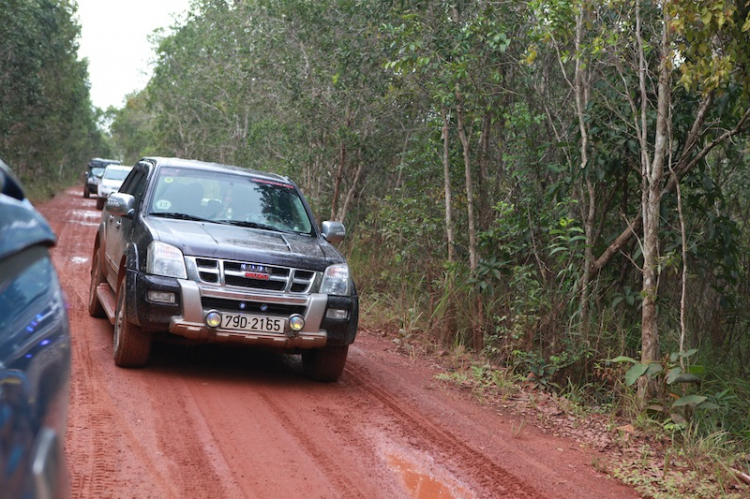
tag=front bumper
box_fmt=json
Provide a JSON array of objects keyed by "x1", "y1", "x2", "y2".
[
  {"x1": 86, "y1": 178, "x2": 101, "y2": 194},
  {"x1": 98, "y1": 186, "x2": 115, "y2": 198},
  {"x1": 130, "y1": 272, "x2": 357, "y2": 350}
]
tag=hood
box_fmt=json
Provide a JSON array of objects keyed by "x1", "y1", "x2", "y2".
[
  {"x1": 0, "y1": 197, "x2": 56, "y2": 260},
  {"x1": 146, "y1": 217, "x2": 344, "y2": 271}
]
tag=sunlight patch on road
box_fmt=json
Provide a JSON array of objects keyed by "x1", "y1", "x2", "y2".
[
  {"x1": 70, "y1": 209, "x2": 101, "y2": 219},
  {"x1": 66, "y1": 220, "x2": 99, "y2": 227}
]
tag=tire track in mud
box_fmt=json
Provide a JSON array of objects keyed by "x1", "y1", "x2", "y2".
[
  {"x1": 342, "y1": 365, "x2": 547, "y2": 499},
  {"x1": 41, "y1": 191, "x2": 179, "y2": 498},
  {"x1": 41, "y1": 192, "x2": 124, "y2": 497},
  {"x1": 146, "y1": 374, "x2": 244, "y2": 499},
  {"x1": 253, "y1": 389, "x2": 370, "y2": 498}
]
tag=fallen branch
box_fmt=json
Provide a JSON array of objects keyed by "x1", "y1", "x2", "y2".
[{"x1": 731, "y1": 468, "x2": 750, "y2": 486}]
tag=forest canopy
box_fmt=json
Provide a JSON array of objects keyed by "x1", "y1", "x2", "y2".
[
  {"x1": 113, "y1": 0, "x2": 750, "y2": 395},
  {"x1": 0, "y1": 0, "x2": 107, "y2": 184}
]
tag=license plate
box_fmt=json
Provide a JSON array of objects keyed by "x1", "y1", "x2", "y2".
[{"x1": 221, "y1": 313, "x2": 285, "y2": 333}]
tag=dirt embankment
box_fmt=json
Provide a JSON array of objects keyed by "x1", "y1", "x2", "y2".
[{"x1": 38, "y1": 188, "x2": 639, "y2": 499}]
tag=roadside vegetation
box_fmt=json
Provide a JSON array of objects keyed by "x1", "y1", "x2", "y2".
[
  {"x1": 0, "y1": 0, "x2": 113, "y2": 196},
  {"x1": 4, "y1": 0, "x2": 750, "y2": 496}
]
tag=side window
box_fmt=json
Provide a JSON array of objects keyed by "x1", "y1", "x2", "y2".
[
  {"x1": 118, "y1": 168, "x2": 138, "y2": 194},
  {"x1": 129, "y1": 172, "x2": 148, "y2": 206}
]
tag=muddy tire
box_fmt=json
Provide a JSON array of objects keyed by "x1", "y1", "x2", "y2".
[
  {"x1": 96, "y1": 196, "x2": 105, "y2": 210},
  {"x1": 113, "y1": 279, "x2": 151, "y2": 367},
  {"x1": 302, "y1": 345, "x2": 348, "y2": 382},
  {"x1": 88, "y1": 248, "x2": 106, "y2": 318},
  {"x1": 83, "y1": 188, "x2": 89, "y2": 199}
]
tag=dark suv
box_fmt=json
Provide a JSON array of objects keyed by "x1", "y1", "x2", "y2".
[
  {"x1": 83, "y1": 157, "x2": 121, "y2": 198},
  {"x1": 0, "y1": 160, "x2": 71, "y2": 497},
  {"x1": 88, "y1": 157, "x2": 358, "y2": 382}
]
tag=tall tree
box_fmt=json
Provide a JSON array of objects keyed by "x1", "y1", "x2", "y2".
[{"x1": 0, "y1": 0, "x2": 101, "y2": 181}]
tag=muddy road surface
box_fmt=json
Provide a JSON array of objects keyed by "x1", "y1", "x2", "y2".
[{"x1": 37, "y1": 188, "x2": 638, "y2": 498}]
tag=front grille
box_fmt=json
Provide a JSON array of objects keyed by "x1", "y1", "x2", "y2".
[
  {"x1": 191, "y1": 257, "x2": 316, "y2": 294},
  {"x1": 202, "y1": 297, "x2": 306, "y2": 315}
]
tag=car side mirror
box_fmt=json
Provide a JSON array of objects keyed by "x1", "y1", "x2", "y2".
[
  {"x1": 321, "y1": 221, "x2": 345, "y2": 244},
  {"x1": 106, "y1": 193, "x2": 135, "y2": 219}
]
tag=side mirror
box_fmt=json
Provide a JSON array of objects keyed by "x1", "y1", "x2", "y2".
[
  {"x1": 106, "y1": 193, "x2": 135, "y2": 219},
  {"x1": 321, "y1": 221, "x2": 345, "y2": 244}
]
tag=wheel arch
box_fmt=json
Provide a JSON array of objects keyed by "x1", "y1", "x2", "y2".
[{"x1": 118, "y1": 244, "x2": 141, "y2": 326}]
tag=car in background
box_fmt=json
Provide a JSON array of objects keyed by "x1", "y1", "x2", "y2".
[
  {"x1": 83, "y1": 157, "x2": 120, "y2": 199},
  {"x1": 0, "y1": 159, "x2": 71, "y2": 498},
  {"x1": 96, "y1": 164, "x2": 133, "y2": 209}
]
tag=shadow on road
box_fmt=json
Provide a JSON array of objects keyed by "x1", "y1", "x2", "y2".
[{"x1": 143, "y1": 341, "x2": 311, "y2": 385}]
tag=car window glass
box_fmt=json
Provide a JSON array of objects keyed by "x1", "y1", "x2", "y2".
[
  {"x1": 0, "y1": 247, "x2": 63, "y2": 339},
  {"x1": 104, "y1": 168, "x2": 131, "y2": 181},
  {"x1": 118, "y1": 168, "x2": 139, "y2": 193},
  {"x1": 129, "y1": 172, "x2": 148, "y2": 207},
  {"x1": 149, "y1": 168, "x2": 313, "y2": 233}
]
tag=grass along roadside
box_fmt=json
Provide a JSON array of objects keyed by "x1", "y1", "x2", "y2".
[{"x1": 362, "y1": 323, "x2": 750, "y2": 499}]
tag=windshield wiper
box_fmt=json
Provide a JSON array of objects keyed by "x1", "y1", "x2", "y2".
[
  {"x1": 150, "y1": 212, "x2": 214, "y2": 223},
  {"x1": 216, "y1": 219, "x2": 277, "y2": 231}
]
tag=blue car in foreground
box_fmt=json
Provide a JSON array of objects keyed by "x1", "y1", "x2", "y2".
[{"x1": 0, "y1": 159, "x2": 71, "y2": 498}]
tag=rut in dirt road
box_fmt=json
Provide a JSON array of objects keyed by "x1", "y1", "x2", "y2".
[{"x1": 36, "y1": 188, "x2": 638, "y2": 499}]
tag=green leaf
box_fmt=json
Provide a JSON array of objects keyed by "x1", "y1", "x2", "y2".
[
  {"x1": 608, "y1": 356, "x2": 637, "y2": 364},
  {"x1": 669, "y1": 373, "x2": 702, "y2": 384},
  {"x1": 672, "y1": 395, "x2": 707, "y2": 407},
  {"x1": 666, "y1": 367, "x2": 682, "y2": 384},
  {"x1": 679, "y1": 348, "x2": 698, "y2": 358},
  {"x1": 645, "y1": 363, "x2": 663, "y2": 378},
  {"x1": 625, "y1": 363, "x2": 649, "y2": 386},
  {"x1": 698, "y1": 402, "x2": 720, "y2": 410},
  {"x1": 687, "y1": 365, "x2": 706, "y2": 375}
]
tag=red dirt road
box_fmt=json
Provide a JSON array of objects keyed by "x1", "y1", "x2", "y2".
[{"x1": 38, "y1": 188, "x2": 639, "y2": 498}]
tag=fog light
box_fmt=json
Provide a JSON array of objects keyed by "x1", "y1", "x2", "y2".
[
  {"x1": 205, "y1": 310, "x2": 222, "y2": 328},
  {"x1": 325, "y1": 309, "x2": 349, "y2": 320},
  {"x1": 289, "y1": 314, "x2": 305, "y2": 331},
  {"x1": 148, "y1": 290, "x2": 175, "y2": 304}
]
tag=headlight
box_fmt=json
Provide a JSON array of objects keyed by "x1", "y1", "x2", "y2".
[
  {"x1": 320, "y1": 263, "x2": 350, "y2": 295},
  {"x1": 146, "y1": 241, "x2": 187, "y2": 279}
]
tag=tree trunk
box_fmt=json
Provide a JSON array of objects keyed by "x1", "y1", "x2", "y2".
[
  {"x1": 455, "y1": 96, "x2": 477, "y2": 272},
  {"x1": 574, "y1": 5, "x2": 594, "y2": 336},
  {"x1": 338, "y1": 149, "x2": 364, "y2": 223},
  {"x1": 638, "y1": 1, "x2": 671, "y2": 399},
  {"x1": 331, "y1": 109, "x2": 350, "y2": 221},
  {"x1": 441, "y1": 106, "x2": 455, "y2": 263},
  {"x1": 477, "y1": 110, "x2": 492, "y2": 231},
  {"x1": 330, "y1": 139, "x2": 346, "y2": 221}
]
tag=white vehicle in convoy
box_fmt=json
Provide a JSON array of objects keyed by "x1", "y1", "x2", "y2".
[{"x1": 96, "y1": 165, "x2": 133, "y2": 209}]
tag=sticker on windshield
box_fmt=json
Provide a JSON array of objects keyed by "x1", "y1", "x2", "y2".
[
  {"x1": 164, "y1": 177, "x2": 174, "y2": 183},
  {"x1": 155, "y1": 199, "x2": 172, "y2": 211}
]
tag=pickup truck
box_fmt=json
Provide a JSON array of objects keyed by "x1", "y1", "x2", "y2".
[
  {"x1": 83, "y1": 157, "x2": 120, "y2": 198},
  {"x1": 87, "y1": 157, "x2": 358, "y2": 382}
]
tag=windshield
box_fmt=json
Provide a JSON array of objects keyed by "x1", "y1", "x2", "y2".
[
  {"x1": 103, "y1": 168, "x2": 132, "y2": 181},
  {"x1": 91, "y1": 167, "x2": 105, "y2": 177},
  {"x1": 148, "y1": 167, "x2": 314, "y2": 234}
]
